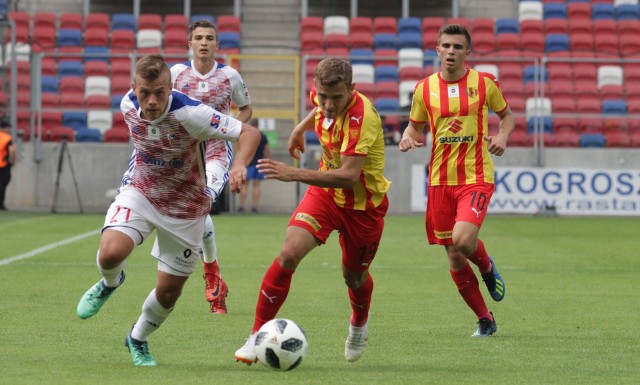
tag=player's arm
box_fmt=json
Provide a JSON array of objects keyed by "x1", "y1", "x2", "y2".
[
  {"x1": 485, "y1": 106, "x2": 515, "y2": 157},
  {"x1": 228, "y1": 122, "x2": 261, "y2": 192},
  {"x1": 257, "y1": 154, "x2": 363, "y2": 189},
  {"x1": 288, "y1": 109, "x2": 316, "y2": 159},
  {"x1": 399, "y1": 121, "x2": 426, "y2": 152},
  {"x1": 235, "y1": 104, "x2": 252, "y2": 123}
]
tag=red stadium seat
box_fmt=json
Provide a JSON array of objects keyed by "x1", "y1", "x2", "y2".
[
  {"x1": 374, "y1": 81, "x2": 400, "y2": 100},
  {"x1": 350, "y1": 17, "x2": 373, "y2": 34},
  {"x1": 86, "y1": 13, "x2": 110, "y2": 32},
  {"x1": 44, "y1": 127, "x2": 75, "y2": 142},
  {"x1": 594, "y1": 33, "x2": 619, "y2": 55},
  {"x1": 84, "y1": 27, "x2": 109, "y2": 47},
  {"x1": 548, "y1": 79, "x2": 574, "y2": 98},
  {"x1": 111, "y1": 30, "x2": 135, "y2": 49},
  {"x1": 605, "y1": 131, "x2": 632, "y2": 148},
  {"x1": 300, "y1": 16, "x2": 324, "y2": 34},
  {"x1": 593, "y1": 19, "x2": 617, "y2": 35},
  {"x1": 349, "y1": 31, "x2": 373, "y2": 49},
  {"x1": 553, "y1": 130, "x2": 580, "y2": 147},
  {"x1": 41, "y1": 111, "x2": 63, "y2": 129},
  {"x1": 619, "y1": 31, "x2": 640, "y2": 57},
  {"x1": 164, "y1": 30, "x2": 185, "y2": 48},
  {"x1": 520, "y1": 20, "x2": 543, "y2": 35},
  {"x1": 138, "y1": 13, "x2": 162, "y2": 31},
  {"x1": 495, "y1": 33, "x2": 520, "y2": 51},
  {"x1": 7, "y1": 12, "x2": 30, "y2": 43},
  {"x1": 301, "y1": 31, "x2": 324, "y2": 53},
  {"x1": 553, "y1": 117, "x2": 578, "y2": 132},
  {"x1": 569, "y1": 32, "x2": 594, "y2": 52},
  {"x1": 111, "y1": 112, "x2": 127, "y2": 131},
  {"x1": 551, "y1": 97, "x2": 576, "y2": 114},
  {"x1": 567, "y1": 2, "x2": 591, "y2": 20},
  {"x1": 618, "y1": 20, "x2": 640, "y2": 35},
  {"x1": 33, "y1": 13, "x2": 57, "y2": 30},
  {"x1": 218, "y1": 15, "x2": 241, "y2": 33},
  {"x1": 60, "y1": 93, "x2": 85, "y2": 109},
  {"x1": 373, "y1": 48, "x2": 398, "y2": 67},
  {"x1": 470, "y1": 18, "x2": 494, "y2": 34},
  {"x1": 85, "y1": 95, "x2": 111, "y2": 109},
  {"x1": 544, "y1": 19, "x2": 568, "y2": 34},
  {"x1": 508, "y1": 129, "x2": 533, "y2": 147},
  {"x1": 373, "y1": 17, "x2": 397, "y2": 34},
  {"x1": 60, "y1": 77, "x2": 84, "y2": 94},
  {"x1": 600, "y1": 85, "x2": 625, "y2": 100},
  {"x1": 422, "y1": 17, "x2": 445, "y2": 36},
  {"x1": 324, "y1": 33, "x2": 348, "y2": 49},
  {"x1": 103, "y1": 128, "x2": 130, "y2": 143},
  {"x1": 521, "y1": 31, "x2": 544, "y2": 52},
  {"x1": 568, "y1": 18, "x2": 592, "y2": 34},
  {"x1": 60, "y1": 13, "x2": 83, "y2": 30},
  {"x1": 447, "y1": 17, "x2": 469, "y2": 27},
  {"x1": 85, "y1": 61, "x2": 109, "y2": 77},
  {"x1": 32, "y1": 25, "x2": 57, "y2": 50},
  {"x1": 41, "y1": 93, "x2": 59, "y2": 108},
  {"x1": 548, "y1": 63, "x2": 572, "y2": 82},
  {"x1": 473, "y1": 31, "x2": 495, "y2": 54},
  {"x1": 164, "y1": 14, "x2": 188, "y2": 33}
]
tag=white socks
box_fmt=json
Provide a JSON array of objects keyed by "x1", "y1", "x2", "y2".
[
  {"x1": 131, "y1": 289, "x2": 173, "y2": 342},
  {"x1": 202, "y1": 215, "x2": 218, "y2": 264}
]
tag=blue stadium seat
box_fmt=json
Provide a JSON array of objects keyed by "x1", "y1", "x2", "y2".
[
  {"x1": 84, "y1": 46, "x2": 109, "y2": 62},
  {"x1": 374, "y1": 65, "x2": 399, "y2": 82},
  {"x1": 602, "y1": 100, "x2": 627, "y2": 115},
  {"x1": 75, "y1": 128, "x2": 102, "y2": 142},
  {"x1": 544, "y1": 3, "x2": 568, "y2": 19},
  {"x1": 523, "y1": 65, "x2": 548, "y2": 83},
  {"x1": 423, "y1": 49, "x2": 438, "y2": 67},
  {"x1": 57, "y1": 29, "x2": 83, "y2": 46},
  {"x1": 190, "y1": 14, "x2": 216, "y2": 25},
  {"x1": 42, "y1": 76, "x2": 59, "y2": 93},
  {"x1": 495, "y1": 18, "x2": 519, "y2": 34},
  {"x1": 111, "y1": 95, "x2": 124, "y2": 109},
  {"x1": 62, "y1": 111, "x2": 88, "y2": 131},
  {"x1": 111, "y1": 13, "x2": 136, "y2": 31},
  {"x1": 616, "y1": 4, "x2": 640, "y2": 20},
  {"x1": 58, "y1": 60, "x2": 84, "y2": 77},
  {"x1": 375, "y1": 98, "x2": 401, "y2": 114},
  {"x1": 0, "y1": 0, "x2": 8, "y2": 17},
  {"x1": 545, "y1": 34, "x2": 570, "y2": 52},
  {"x1": 304, "y1": 130, "x2": 319, "y2": 145},
  {"x1": 373, "y1": 33, "x2": 397, "y2": 50},
  {"x1": 592, "y1": 4, "x2": 615, "y2": 20},
  {"x1": 218, "y1": 32, "x2": 240, "y2": 50},
  {"x1": 349, "y1": 48, "x2": 374, "y2": 65},
  {"x1": 398, "y1": 17, "x2": 421, "y2": 34},
  {"x1": 579, "y1": 133, "x2": 605, "y2": 148},
  {"x1": 527, "y1": 117, "x2": 553, "y2": 134},
  {"x1": 398, "y1": 31, "x2": 422, "y2": 49}
]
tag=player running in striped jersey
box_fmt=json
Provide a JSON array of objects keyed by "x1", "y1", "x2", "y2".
[{"x1": 399, "y1": 24, "x2": 513, "y2": 337}]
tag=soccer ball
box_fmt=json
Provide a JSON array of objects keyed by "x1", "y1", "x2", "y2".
[{"x1": 255, "y1": 318, "x2": 309, "y2": 371}]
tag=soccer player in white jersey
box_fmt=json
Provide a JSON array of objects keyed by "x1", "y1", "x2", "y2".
[
  {"x1": 171, "y1": 19, "x2": 253, "y2": 314},
  {"x1": 76, "y1": 54, "x2": 260, "y2": 366}
]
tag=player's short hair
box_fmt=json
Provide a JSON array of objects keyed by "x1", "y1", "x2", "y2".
[
  {"x1": 135, "y1": 54, "x2": 170, "y2": 83},
  {"x1": 188, "y1": 19, "x2": 219, "y2": 41},
  {"x1": 438, "y1": 24, "x2": 471, "y2": 48},
  {"x1": 314, "y1": 58, "x2": 352, "y2": 87}
]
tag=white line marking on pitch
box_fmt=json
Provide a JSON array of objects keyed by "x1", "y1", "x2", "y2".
[{"x1": 0, "y1": 229, "x2": 100, "y2": 266}]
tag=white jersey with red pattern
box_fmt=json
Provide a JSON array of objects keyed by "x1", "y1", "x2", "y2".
[
  {"x1": 170, "y1": 60, "x2": 251, "y2": 201},
  {"x1": 120, "y1": 89, "x2": 242, "y2": 219}
]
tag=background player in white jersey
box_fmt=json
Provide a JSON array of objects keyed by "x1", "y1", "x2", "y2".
[
  {"x1": 76, "y1": 54, "x2": 260, "y2": 366},
  {"x1": 171, "y1": 19, "x2": 253, "y2": 314}
]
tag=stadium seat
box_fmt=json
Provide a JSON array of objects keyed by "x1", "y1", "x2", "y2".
[
  {"x1": 374, "y1": 81, "x2": 399, "y2": 100},
  {"x1": 399, "y1": 80, "x2": 417, "y2": 109},
  {"x1": 568, "y1": 18, "x2": 592, "y2": 34},
  {"x1": 398, "y1": 31, "x2": 422, "y2": 49},
  {"x1": 568, "y1": 2, "x2": 591, "y2": 19},
  {"x1": 604, "y1": 130, "x2": 632, "y2": 147},
  {"x1": 44, "y1": 127, "x2": 76, "y2": 142},
  {"x1": 592, "y1": 3, "x2": 616, "y2": 20},
  {"x1": 103, "y1": 128, "x2": 130, "y2": 143},
  {"x1": 577, "y1": 96, "x2": 602, "y2": 115},
  {"x1": 31, "y1": 25, "x2": 56, "y2": 51},
  {"x1": 398, "y1": 17, "x2": 421, "y2": 34},
  {"x1": 111, "y1": 13, "x2": 136, "y2": 31},
  {"x1": 357, "y1": 83, "x2": 374, "y2": 100},
  {"x1": 111, "y1": 30, "x2": 135, "y2": 50},
  {"x1": 398, "y1": 47, "x2": 423, "y2": 69},
  {"x1": 87, "y1": 110, "x2": 113, "y2": 133},
  {"x1": 325, "y1": 33, "x2": 348, "y2": 49},
  {"x1": 190, "y1": 14, "x2": 215, "y2": 25},
  {"x1": 41, "y1": 111, "x2": 63, "y2": 130},
  {"x1": 525, "y1": 97, "x2": 552, "y2": 120},
  {"x1": 579, "y1": 133, "x2": 605, "y2": 148},
  {"x1": 375, "y1": 98, "x2": 400, "y2": 114},
  {"x1": 570, "y1": 32, "x2": 594, "y2": 52},
  {"x1": 475, "y1": 64, "x2": 499, "y2": 79},
  {"x1": 545, "y1": 34, "x2": 570, "y2": 52},
  {"x1": 111, "y1": 77, "x2": 132, "y2": 95},
  {"x1": 553, "y1": 116, "x2": 578, "y2": 133},
  {"x1": 495, "y1": 18, "x2": 520, "y2": 34},
  {"x1": 111, "y1": 94, "x2": 124, "y2": 109},
  {"x1": 85, "y1": 76, "x2": 110, "y2": 98},
  {"x1": 41, "y1": 76, "x2": 59, "y2": 93},
  {"x1": 86, "y1": 13, "x2": 110, "y2": 32},
  {"x1": 349, "y1": 48, "x2": 374, "y2": 65},
  {"x1": 544, "y1": 3, "x2": 568, "y2": 19},
  {"x1": 600, "y1": 84, "x2": 625, "y2": 100},
  {"x1": 544, "y1": 19, "x2": 569, "y2": 35},
  {"x1": 422, "y1": 31, "x2": 438, "y2": 50},
  {"x1": 547, "y1": 77, "x2": 574, "y2": 96},
  {"x1": 373, "y1": 17, "x2": 397, "y2": 34},
  {"x1": 349, "y1": 31, "x2": 373, "y2": 49},
  {"x1": 218, "y1": 15, "x2": 242, "y2": 33},
  {"x1": 6, "y1": 11, "x2": 30, "y2": 43},
  {"x1": 301, "y1": 16, "x2": 324, "y2": 34},
  {"x1": 300, "y1": 31, "x2": 324, "y2": 53},
  {"x1": 373, "y1": 33, "x2": 397, "y2": 50},
  {"x1": 218, "y1": 32, "x2": 241, "y2": 50},
  {"x1": 84, "y1": 46, "x2": 109, "y2": 62},
  {"x1": 602, "y1": 99, "x2": 627, "y2": 115},
  {"x1": 85, "y1": 95, "x2": 111, "y2": 108},
  {"x1": 470, "y1": 17, "x2": 495, "y2": 34},
  {"x1": 523, "y1": 65, "x2": 548, "y2": 84},
  {"x1": 495, "y1": 33, "x2": 520, "y2": 50},
  {"x1": 34, "y1": 12, "x2": 56, "y2": 30},
  {"x1": 58, "y1": 60, "x2": 84, "y2": 77},
  {"x1": 60, "y1": 13, "x2": 83, "y2": 30},
  {"x1": 550, "y1": 97, "x2": 576, "y2": 114},
  {"x1": 519, "y1": 1, "x2": 543, "y2": 21},
  {"x1": 616, "y1": 4, "x2": 640, "y2": 20},
  {"x1": 374, "y1": 65, "x2": 399, "y2": 82},
  {"x1": 619, "y1": 31, "x2": 640, "y2": 56},
  {"x1": 74, "y1": 128, "x2": 102, "y2": 142},
  {"x1": 373, "y1": 48, "x2": 398, "y2": 67},
  {"x1": 508, "y1": 129, "x2": 533, "y2": 147},
  {"x1": 324, "y1": 16, "x2": 349, "y2": 35},
  {"x1": 352, "y1": 64, "x2": 375, "y2": 83},
  {"x1": 498, "y1": 62, "x2": 523, "y2": 82},
  {"x1": 137, "y1": 29, "x2": 162, "y2": 49},
  {"x1": 347, "y1": 17, "x2": 371, "y2": 35},
  {"x1": 554, "y1": 130, "x2": 580, "y2": 147},
  {"x1": 597, "y1": 65, "x2": 624, "y2": 88},
  {"x1": 84, "y1": 27, "x2": 109, "y2": 47},
  {"x1": 472, "y1": 31, "x2": 495, "y2": 53},
  {"x1": 57, "y1": 29, "x2": 83, "y2": 47},
  {"x1": 422, "y1": 17, "x2": 445, "y2": 35},
  {"x1": 138, "y1": 14, "x2": 162, "y2": 31},
  {"x1": 62, "y1": 111, "x2": 87, "y2": 131},
  {"x1": 399, "y1": 66, "x2": 424, "y2": 81},
  {"x1": 164, "y1": 30, "x2": 186, "y2": 48},
  {"x1": 594, "y1": 33, "x2": 619, "y2": 55}
]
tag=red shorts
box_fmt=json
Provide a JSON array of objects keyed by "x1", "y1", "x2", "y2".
[
  {"x1": 289, "y1": 186, "x2": 388, "y2": 272},
  {"x1": 425, "y1": 183, "x2": 494, "y2": 245}
]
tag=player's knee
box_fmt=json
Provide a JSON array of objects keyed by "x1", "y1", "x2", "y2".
[
  {"x1": 453, "y1": 236, "x2": 476, "y2": 257},
  {"x1": 277, "y1": 249, "x2": 302, "y2": 270},
  {"x1": 343, "y1": 271, "x2": 367, "y2": 289}
]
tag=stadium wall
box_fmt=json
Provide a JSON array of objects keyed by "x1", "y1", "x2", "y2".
[{"x1": 5, "y1": 143, "x2": 640, "y2": 215}]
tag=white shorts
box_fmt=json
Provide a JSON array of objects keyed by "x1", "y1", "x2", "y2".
[{"x1": 103, "y1": 188, "x2": 205, "y2": 277}]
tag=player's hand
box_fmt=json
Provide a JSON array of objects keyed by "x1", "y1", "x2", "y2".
[
  {"x1": 399, "y1": 136, "x2": 424, "y2": 152},
  {"x1": 484, "y1": 135, "x2": 507, "y2": 156},
  {"x1": 257, "y1": 158, "x2": 295, "y2": 181},
  {"x1": 228, "y1": 165, "x2": 247, "y2": 193},
  {"x1": 288, "y1": 130, "x2": 306, "y2": 160}
]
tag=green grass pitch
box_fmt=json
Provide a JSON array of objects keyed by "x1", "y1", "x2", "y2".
[{"x1": 0, "y1": 212, "x2": 638, "y2": 385}]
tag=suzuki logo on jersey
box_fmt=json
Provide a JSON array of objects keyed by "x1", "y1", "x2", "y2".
[
  {"x1": 211, "y1": 113, "x2": 221, "y2": 129},
  {"x1": 448, "y1": 119, "x2": 464, "y2": 133}
]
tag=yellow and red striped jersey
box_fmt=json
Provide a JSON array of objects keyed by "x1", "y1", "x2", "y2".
[
  {"x1": 409, "y1": 68, "x2": 508, "y2": 186},
  {"x1": 309, "y1": 88, "x2": 390, "y2": 210}
]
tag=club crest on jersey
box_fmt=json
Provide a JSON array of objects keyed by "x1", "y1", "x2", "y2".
[
  {"x1": 466, "y1": 87, "x2": 478, "y2": 98},
  {"x1": 211, "y1": 113, "x2": 221, "y2": 129}
]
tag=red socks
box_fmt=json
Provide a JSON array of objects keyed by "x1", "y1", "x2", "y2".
[
  {"x1": 253, "y1": 259, "x2": 295, "y2": 332},
  {"x1": 450, "y1": 263, "x2": 491, "y2": 320},
  {"x1": 466, "y1": 239, "x2": 491, "y2": 274},
  {"x1": 348, "y1": 273, "x2": 373, "y2": 327}
]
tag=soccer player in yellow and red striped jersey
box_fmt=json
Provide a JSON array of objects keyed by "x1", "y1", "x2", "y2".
[
  {"x1": 400, "y1": 24, "x2": 515, "y2": 337},
  {"x1": 235, "y1": 58, "x2": 390, "y2": 364}
]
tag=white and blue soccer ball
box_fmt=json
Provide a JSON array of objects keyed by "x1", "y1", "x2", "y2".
[{"x1": 255, "y1": 318, "x2": 309, "y2": 371}]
